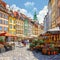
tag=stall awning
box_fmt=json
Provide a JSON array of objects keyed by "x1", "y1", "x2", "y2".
[
  {"x1": 5, "y1": 33, "x2": 12, "y2": 36},
  {"x1": 0, "y1": 32, "x2": 17, "y2": 37},
  {"x1": 0, "y1": 31, "x2": 6, "y2": 36},
  {"x1": 47, "y1": 27, "x2": 60, "y2": 34},
  {"x1": 31, "y1": 35, "x2": 38, "y2": 37},
  {"x1": 48, "y1": 27, "x2": 60, "y2": 31}
]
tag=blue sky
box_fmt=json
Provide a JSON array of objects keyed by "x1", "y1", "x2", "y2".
[{"x1": 3, "y1": 0, "x2": 49, "y2": 23}]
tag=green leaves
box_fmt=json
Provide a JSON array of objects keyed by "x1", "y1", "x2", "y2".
[
  {"x1": 38, "y1": 40, "x2": 44, "y2": 44},
  {"x1": 0, "y1": 37, "x2": 4, "y2": 42},
  {"x1": 30, "y1": 43, "x2": 36, "y2": 48}
]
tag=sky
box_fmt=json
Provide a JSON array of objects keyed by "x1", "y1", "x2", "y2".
[{"x1": 3, "y1": 0, "x2": 49, "y2": 24}]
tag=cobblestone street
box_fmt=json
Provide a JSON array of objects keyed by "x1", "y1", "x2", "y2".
[{"x1": 0, "y1": 45, "x2": 60, "y2": 60}]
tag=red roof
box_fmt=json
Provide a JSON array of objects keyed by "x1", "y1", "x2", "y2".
[
  {"x1": 0, "y1": 0, "x2": 6, "y2": 8},
  {"x1": 13, "y1": 11, "x2": 19, "y2": 17}
]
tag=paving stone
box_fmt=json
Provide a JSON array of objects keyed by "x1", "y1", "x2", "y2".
[{"x1": 0, "y1": 45, "x2": 60, "y2": 60}]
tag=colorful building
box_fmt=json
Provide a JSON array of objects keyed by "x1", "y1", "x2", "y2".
[
  {"x1": 50, "y1": 0, "x2": 57, "y2": 28},
  {"x1": 19, "y1": 13, "x2": 24, "y2": 40},
  {"x1": 14, "y1": 12, "x2": 24, "y2": 40},
  {"x1": 56, "y1": 0, "x2": 60, "y2": 27},
  {"x1": 0, "y1": 0, "x2": 43, "y2": 40},
  {"x1": 9, "y1": 11, "x2": 16, "y2": 35},
  {"x1": 28, "y1": 19, "x2": 33, "y2": 37},
  {"x1": 32, "y1": 22, "x2": 38, "y2": 37},
  {"x1": 0, "y1": 0, "x2": 9, "y2": 33},
  {"x1": 34, "y1": 24, "x2": 38, "y2": 36},
  {"x1": 48, "y1": 0, "x2": 60, "y2": 28},
  {"x1": 39, "y1": 24, "x2": 44, "y2": 35},
  {"x1": 23, "y1": 15, "x2": 29, "y2": 36}
]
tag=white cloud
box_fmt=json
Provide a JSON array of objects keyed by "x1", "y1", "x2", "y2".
[
  {"x1": 20, "y1": 9, "x2": 33, "y2": 19},
  {"x1": 24, "y1": 2, "x2": 35, "y2": 7},
  {"x1": 10, "y1": 4, "x2": 33, "y2": 19},
  {"x1": 37, "y1": 6, "x2": 48, "y2": 24},
  {"x1": 20, "y1": 9, "x2": 27, "y2": 14},
  {"x1": 10, "y1": 4, "x2": 20, "y2": 12},
  {"x1": 33, "y1": 7, "x2": 37, "y2": 12}
]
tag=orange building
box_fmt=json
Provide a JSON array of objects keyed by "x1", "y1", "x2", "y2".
[
  {"x1": 0, "y1": 0, "x2": 9, "y2": 33},
  {"x1": 32, "y1": 21, "x2": 38, "y2": 37}
]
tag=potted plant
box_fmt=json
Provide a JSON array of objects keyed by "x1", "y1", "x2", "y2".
[
  {"x1": 35, "y1": 44, "x2": 40, "y2": 49},
  {"x1": 0, "y1": 37, "x2": 4, "y2": 44},
  {"x1": 30, "y1": 43, "x2": 36, "y2": 50},
  {"x1": 54, "y1": 48, "x2": 59, "y2": 55},
  {"x1": 42, "y1": 47, "x2": 47, "y2": 55},
  {"x1": 38, "y1": 40, "x2": 44, "y2": 44},
  {"x1": 32, "y1": 39, "x2": 38, "y2": 45}
]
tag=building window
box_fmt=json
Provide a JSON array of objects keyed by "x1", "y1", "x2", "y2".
[
  {"x1": 0, "y1": 20, "x2": 2, "y2": 24},
  {"x1": 14, "y1": 26, "x2": 15, "y2": 29},
  {"x1": 0, "y1": 12, "x2": 2, "y2": 17},
  {"x1": 4, "y1": 27, "x2": 8, "y2": 31},
  {"x1": 4, "y1": 14, "x2": 8, "y2": 19},
  {"x1": 10, "y1": 25, "x2": 12, "y2": 29},
  {"x1": 58, "y1": 8, "x2": 60, "y2": 16},
  {"x1": 10, "y1": 19, "x2": 12, "y2": 23},
  {"x1": 57, "y1": 9, "x2": 59, "y2": 17},
  {"x1": 12, "y1": 20, "x2": 14, "y2": 23},
  {"x1": 0, "y1": 26, "x2": 2, "y2": 30},
  {"x1": 4, "y1": 20, "x2": 8, "y2": 25}
]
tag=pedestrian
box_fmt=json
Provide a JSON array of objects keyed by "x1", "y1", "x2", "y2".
[
  {"x1": 18, "y1": 41, "x2": 21, "y2": 47},
  {"x1": 22, "y1": 40, "x2": 26, "y2": 46}
]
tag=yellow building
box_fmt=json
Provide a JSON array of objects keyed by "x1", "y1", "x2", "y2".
[
  {"x1": 38, "y1": 24, "x2": 44, "y2": 35},
  {"x1": 35, "y1": 24, "x2": 38, "y2": 36},
  {"x1": 9, "y1": 12, "x2": 16, "y2": 35},
  {"x1": 14, "y1": 12, "x2": 24, "y2": 40},
  {"x1": 32, "y1": 22, "x2": 38, "y2": 37},
  {"x1": 57, "y1": 0, "x2": 60, "y2": 26},
  {"x1": 50, "y1": 0, "x2": 57, "y2": 28}
]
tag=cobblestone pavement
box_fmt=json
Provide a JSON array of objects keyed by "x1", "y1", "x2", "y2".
[{"x1": 0, "y1": 45, "x2": 60, "y2": 60}]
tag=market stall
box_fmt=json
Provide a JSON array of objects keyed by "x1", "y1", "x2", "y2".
[{"x1": 38, "y1": 27, "x2": 60, "y2": 55}]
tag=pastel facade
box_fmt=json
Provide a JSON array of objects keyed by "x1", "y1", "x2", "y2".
[
  {"x1": 57, "y1": 0, "x2": 60, "y2": 27},
  {"x1": 9, "y1": 14, "x2": 16, "y2": 35},
  {"x1": 49, "y1": 0, "x2": 57, "y2": 28},
  {"x1": 14, "y1": 12, "x2": 24, "y2": 40},
  {"x1": 0, "y1": 1, "x2": 9, "y2": 33}
]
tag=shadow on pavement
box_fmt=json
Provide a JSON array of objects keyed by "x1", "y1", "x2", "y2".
[{"x1": 27, "y1": 49, "x2": 60, "y2": 60}]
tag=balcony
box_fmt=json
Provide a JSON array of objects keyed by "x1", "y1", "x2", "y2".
[
  {"x1": 57, "y1": 16, "x2": 60, "y2": 26},
  {"x1": 57, "y1": 0, "x2": 60, "y2": 7}
]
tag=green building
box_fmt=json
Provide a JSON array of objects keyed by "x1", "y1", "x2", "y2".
[{"x1": 24, "y1": 18, "x2": 29, "y2": 36}]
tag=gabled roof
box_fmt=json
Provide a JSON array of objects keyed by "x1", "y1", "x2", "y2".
[
  {"x1": 13, "y1": 11, "x2": 20, "y2": 19},
  {"x1": 0, "y1": 0, "x2": 9, "y2": 14},
  {"x1": 20, "y1": 13, "x2": 27, "y2": 19},
  {"x1": 20, "y1": 13, "x2": 25, "y2": 20},
  {"x1": 0, "y1": 0, "x2": 6, "y2": 8}
]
